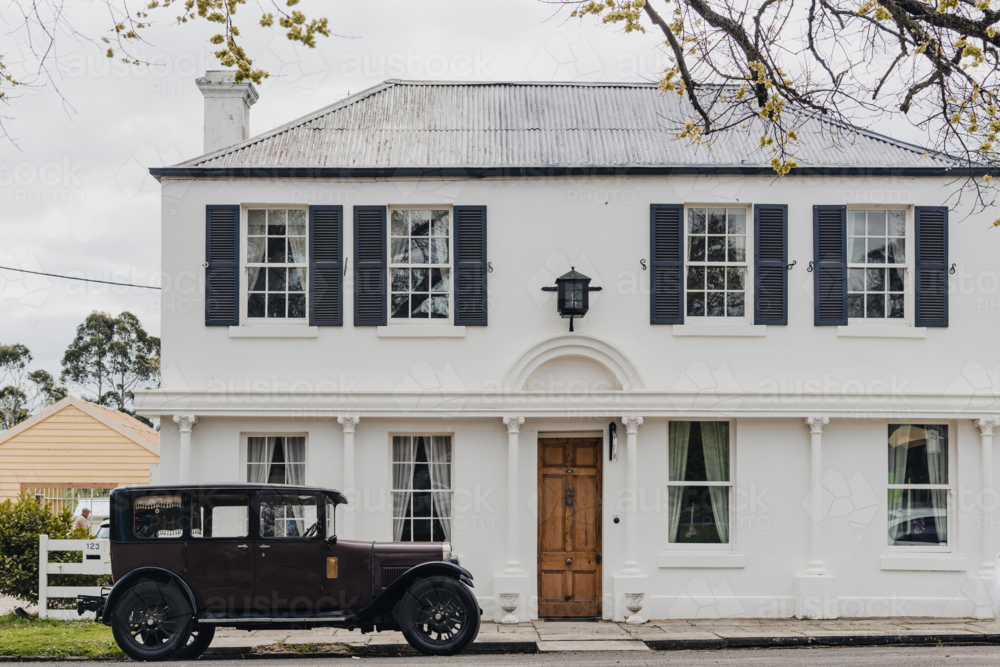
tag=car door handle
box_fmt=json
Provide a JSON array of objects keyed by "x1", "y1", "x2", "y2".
[
  {"x1": 237, "y1": 544, "x2": 248, "y2": 550},
  {"x1": 259, "y1": 544, "x2": 270, "y2": 549}
]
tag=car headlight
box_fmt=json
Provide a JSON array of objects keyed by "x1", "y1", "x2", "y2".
[{"x1": 442, "y1": 541, "x2": 452, "y2": 561}]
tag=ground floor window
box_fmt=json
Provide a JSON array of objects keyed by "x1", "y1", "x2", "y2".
[
  {"x1": 888, "y1": 424, "x2": 949, "y2": 547},
  {"x1": 667, "y1": 421, "x2": 732, "y2": 545},
  {"x1": 391, "y1": 435, "x2": 452, "y2": 542},
  {"x1": 247, "y1": 436, "x2": 305, "y2": 485}
]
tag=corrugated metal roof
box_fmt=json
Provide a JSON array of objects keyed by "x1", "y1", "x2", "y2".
[{"x1": 177, "y1": 80, "x2": 953, "y2": 171}]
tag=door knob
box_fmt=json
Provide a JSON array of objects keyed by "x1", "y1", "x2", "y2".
[{"x1": 566, "y1": 558, "x2": 572, "y2": 565}]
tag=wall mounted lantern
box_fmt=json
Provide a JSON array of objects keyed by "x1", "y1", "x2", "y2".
[{"x1": 541, "y1": 267, "x2": 602, "y2": 332}]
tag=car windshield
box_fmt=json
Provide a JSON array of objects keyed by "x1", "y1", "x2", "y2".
[{"x1": 95, "y1": 524, "x2": 109, "y2": 540}]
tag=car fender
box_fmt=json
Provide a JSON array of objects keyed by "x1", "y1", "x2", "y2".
[
  {"x1": 352, "y1": 561, "x2": 475, "y2": 620},
  {"x1": 99, "y1": 567, "x2": 198, "y2": 626}
]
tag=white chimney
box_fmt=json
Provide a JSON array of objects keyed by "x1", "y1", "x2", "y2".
[{"x1": 195, "y1": 70, "x2": 259, "y2": 154}]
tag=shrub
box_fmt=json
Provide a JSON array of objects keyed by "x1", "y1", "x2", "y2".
[{"x1": 0, "y1": 493, "x2": 89, "y2": 604}]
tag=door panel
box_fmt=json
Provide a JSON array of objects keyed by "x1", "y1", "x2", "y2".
[
  {"x1": 538, "y1": 437, "x2": 602, "y2": 618},
  {"x1": 186, "y1": 491, "x2": 253, "y2": 615},
  {"x1": 185, "y1": 542, "x2": 253, "y2": 614},
  {"x1": 254, "y1": 492, "x2": 325, "y2": 616}
]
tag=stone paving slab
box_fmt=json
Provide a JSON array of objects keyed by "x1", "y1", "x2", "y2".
[
  {"x1": 537, "y1": 640, "x2": 649, "y2": 652},
  {"x1": 534, "y1": 621, "x2": 631, "y2": 641}
]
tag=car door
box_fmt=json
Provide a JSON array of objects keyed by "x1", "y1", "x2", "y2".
[
  {"x1": 254, "y1": 490, "x2": 324, "y2": 617},
  {"x1": 185, "y1": 490, "x2": 254, "y2": 615},
  {"x1": 322, "y1": 497, "x2": 373, "y2": 613}
]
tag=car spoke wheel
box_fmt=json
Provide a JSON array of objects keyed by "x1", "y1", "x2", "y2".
[
  {"x1": 111, "y1": 578, "x2": 193, "y2": 661},
  {"x1": 398, "y1": 576, "x2": 480, "y2": 656}
]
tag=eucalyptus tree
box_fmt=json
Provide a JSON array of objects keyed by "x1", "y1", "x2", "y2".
[{"x1": 0, "y1": 343, "x2": 66, "y2": 430}]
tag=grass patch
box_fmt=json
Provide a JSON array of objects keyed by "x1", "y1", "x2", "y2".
[{"x1": 0, "y1": 612, "x2": 122, "y2": 659}]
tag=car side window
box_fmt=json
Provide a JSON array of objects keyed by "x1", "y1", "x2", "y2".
[
  {"x1": 191, "y1": 493, "x2": 250, "y2": 538},
  {"x1": 259, "y1": 493, "x2": 319, "y2": 538},
  {"x1": 326, "y1": 500, "x2": 337, "y2": 538},
  {"x1": 133, "y1": 495, "x2": 183, "y2": 539}
]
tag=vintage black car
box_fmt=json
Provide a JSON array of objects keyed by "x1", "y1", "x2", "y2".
[{"x1": 78, "y1": 484, "x2": 479, "y2": 660}]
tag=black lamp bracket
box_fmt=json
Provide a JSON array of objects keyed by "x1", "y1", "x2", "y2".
[{"x1": 540, "y1": 285, "x2": 603, "y2": 292}]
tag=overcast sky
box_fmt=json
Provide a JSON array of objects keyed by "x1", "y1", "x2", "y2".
[{"x1": 0, "y1": 0, "x2": 920, "y2": 385}]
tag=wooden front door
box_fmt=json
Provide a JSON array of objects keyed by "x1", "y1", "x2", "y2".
[{"x1": 538, "y1": 437, "x2": 602, "y2": 618}]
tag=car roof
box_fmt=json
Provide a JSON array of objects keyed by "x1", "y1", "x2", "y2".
[{"x1": 112, "y1": 484, "x2": 349, "y2": 505}]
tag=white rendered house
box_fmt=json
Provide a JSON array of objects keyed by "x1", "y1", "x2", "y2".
[{"x1": 137, "y1": 73, "x2": 1000, "y2": 622}]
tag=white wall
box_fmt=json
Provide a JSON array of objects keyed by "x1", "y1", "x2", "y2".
[
  {"x1": 155, "y1": 174, "x2": 1000, "y2": 398},
  {"x1": 149, "y1": 172, "x2": 1000, "y2": 619}
]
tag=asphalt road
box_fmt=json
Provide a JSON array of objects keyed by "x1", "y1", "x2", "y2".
[{"x1": 46, "y1": 646, "x2": 1000, "y2": 666}]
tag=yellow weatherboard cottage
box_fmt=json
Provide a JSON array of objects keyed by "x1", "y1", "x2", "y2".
[{"x1": 0, "y1": 396, "x2": 159, "y2": 505}]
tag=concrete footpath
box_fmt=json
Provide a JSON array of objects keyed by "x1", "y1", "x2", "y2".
[{"x1": 208, "y1": 617, "x2": 1000, "y2": 657}]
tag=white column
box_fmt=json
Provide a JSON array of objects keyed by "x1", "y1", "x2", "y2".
[
  {"x1": 805, "y1": 417, "x2": 829, "y2": 576},
  {"x1": 173, "y1": 415, "x2": 198, "y2": 483},
  {"x1": 338, "y1": 416, "x2": 360, "y2": 540},
  {"x1": 621, "y1": 416, "x2": 644, "y2": 576},
  {"x1": 503, "y1": 416, "x2": 525, "y2": 575},
  {"x1": 976, "y1": 418, "x2": 1000, "y2": 579}
]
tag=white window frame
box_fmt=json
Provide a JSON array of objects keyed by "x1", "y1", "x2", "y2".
[
  {"x1": 388, "y1": 432, "x2": 454, "y2": 543},
  {"x1": 239, "y1": 205, "x2": 309, "y2": 326},
  {"x1": 239, "y1": 433, "x2": 311, "y2": 486},
  {"x1": 665, "y1": 419, "x2": 736, "y2": 552},
  {"x1": 846, "y1": 204, "x2": 913, "y2": 328},
  {"x1": 387, "y1": 205, "x2": 454, "y2": 325},
  {"x1": 887, "y1": 422, "x2": 954, "y2": 554},
  {"x1": 683, "y1": 204, "x2": 754, "y2": 325}
]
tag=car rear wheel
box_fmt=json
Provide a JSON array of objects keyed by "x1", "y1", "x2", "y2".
[
  {"x1": 397, "y1": 576, "x2": 480, "y2": 656},
  {"x1": 110, "y1": 578, "x2": 193, "y2": 661},
  {"x1": 172, "y1": 625, "x2": 215, "y2": 661}
]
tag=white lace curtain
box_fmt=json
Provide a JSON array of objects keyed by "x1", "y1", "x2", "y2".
[
  {"x1": 391, "y1": 436, "x2": 452, "y2": 542},
  {"x1": 247, "y1": 436, "x2": 306, "y2": 485},
  {"x1": 392, "y1": 437, "x2": 416, "y2": 541},
  {"x1": 428, "y1": 436, "x2": 452, "y2": 541}
]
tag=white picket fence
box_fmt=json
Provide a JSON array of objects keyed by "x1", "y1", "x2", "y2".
[{"x1": 38, "y1": 535, "x2": 111, "y2": 620}]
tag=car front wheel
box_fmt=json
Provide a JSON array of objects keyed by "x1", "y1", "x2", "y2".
[
  {"x1": 397, "y1": 575, "x2": 480, "y2": 656},
  {"x1": 109, "y1": 577, "x2": 193, "y2": 661}
]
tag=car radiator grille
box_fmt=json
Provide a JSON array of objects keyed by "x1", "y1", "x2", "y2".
[{"x1": 382, "y1": 565, "x2": 411, "y2": 587}]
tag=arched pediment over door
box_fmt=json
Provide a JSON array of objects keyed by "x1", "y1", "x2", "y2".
[{"x1": 501, "y1": 333, "x2": 646, "y2": 393}]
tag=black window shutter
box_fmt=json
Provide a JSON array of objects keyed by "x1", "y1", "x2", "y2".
[
  {"x1": 309, "y1": 205, "x2": 343, "y2": 326},
  {"x1": 754, "y1": 204, "x2": 788, "y2": 325},
  {"x1": 354, "y1": 206, "x2": 387, "y2": 326},
  {"x1": 205, "y1": 205, "x2": 240, "y2": 326},
  {"x1": 813, "y1": 205, "x2": 847, "y2": 326},
  {"x1": 650, "y1": 204, "x2": 684, "y2": 324},
  {"x1": 453, "y1": 206, "x2": 488, "y2": 326},
  {"x1": 915, "y1": 206, "x2": 949, "y2": 327}
]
